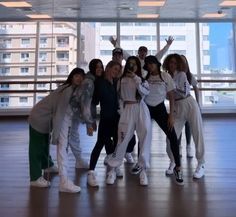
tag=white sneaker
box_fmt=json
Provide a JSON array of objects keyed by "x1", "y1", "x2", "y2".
[
  {"x1": 193, "y1": 163, "x2": 205, "y2": 179},
  {"x1": 30, "y1": 176, "x2": 50, "y2": 188},
  {"x1": 165, "y1": 162, "x2": 176, "y2": 175},
  {"x1": 139, "y1": 170, "x2": 148, "y2": 186},
  {"x1": 124, "y1": 153, "x2": 135, "y2": 164},
  {"x1": 44, "y1": 165, "x2": 59, "y2": 173},
  {"x1": 59, "y1": 178, "x2": 81, "y2": 193},
  {"x1": 106, "y1": 169, "x2": 116, "y2": 185},
  {"x1": 115, "y1": 167, "x2": 123, "y2": 178},
  {"x1": 186, "y1": 145, "x2": 194, "y2": 158},
  {"x1": 75, "y1": 159, "x2": 89, "y2": 169},
  {"x1": 87, "y1": 170, "x2": 99, "y2": 187}
]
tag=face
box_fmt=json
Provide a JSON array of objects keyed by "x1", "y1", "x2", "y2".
[
  {"x1": 72, "y1": 74, "x2": 84, "y2": 86},
  {"x1": 95, "y1": 62, "x2": 103, "y2": 77},
  {"x1": 146, "y1": 62, "x2": 157, "y2": 73},
  {"x1": 138, "y1": 49, "x2": 147, "y2": 60},
  {"x1": 127, "y1": 59, "x2": 138, "y2": 73},
  {"x1": 169, "y1": 57, "x2": 178, "y2": 73},
  {"x1": 112, "y1": 53, "x2": 123, "y2": 64},
  {"x1": 109, "y1": 64, "x2": 121, "y2": 78}
]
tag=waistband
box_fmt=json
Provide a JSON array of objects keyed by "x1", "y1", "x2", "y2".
[
  {"x1": 175, "y1": 94, "x2": 191, "y2": 101},
  {"x1": 124, "y1": 100, "x2": 139, "y2": 105}
]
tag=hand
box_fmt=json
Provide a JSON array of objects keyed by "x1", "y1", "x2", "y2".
[
  {"x1": 92, "y1": 122, "x2": 97, "y2": 132},
  {"x1": 127, "y1": 71, "x2": 135, "y2": 78},
  {"x1": 165, "y1": 36, "x2": 174, "y2": 45},
  {"x1": 109, "y1": 36, "x2": 117, "y2": 47},
  {"x1": 87, "y1": 126, "x2": 93, "y2": 136}
]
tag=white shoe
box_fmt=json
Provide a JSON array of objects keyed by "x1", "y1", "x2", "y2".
[
  {"x1": 124, "y1": 153, "x2": 135, "y2": 164},
  {"x1": 75, "y1": 159, "x2": 89, "y2": 169},
  {"x1": 106, "y1": 169, "x2": 116, "y2": 185},
  {"x1": 87, "y1": 170, "x2": 99, "y2": 187},
  {"x1": 44, "y1": 165, "x2": 59, "y2": 173},
  {"x1": 165, "y1": 162, "x2": 176, "y2": 175},
  {"x1": 186, "y1": 145, "x2": 194, "y2": 158},
  {"x1": 139, "y1": 170, "x2": 148, "y2": 186},
  {"x1": 30, "y1": 176, "x2": 50, "y2": 188},
  {"x1": 115, "y1": 167, "x2": 123, "y2": 178},
  {"x1": 193, "y1": 163, "x2": 205, "y2": 179},
  {"x1": 59, "y1": 178, "x2": 81, "y2": 193}
]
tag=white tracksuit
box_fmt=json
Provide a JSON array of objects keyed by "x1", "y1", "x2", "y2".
[
  {"x1": 166, "y1": 71, "x2": 205, "y2": 165},
  {"x1": 108, "y1": 75, "x2": 152, "y2": 169}
]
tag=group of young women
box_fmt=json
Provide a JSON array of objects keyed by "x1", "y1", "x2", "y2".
[{"x1": 28, "y1": 52, "x2": 205, "y2": 193}]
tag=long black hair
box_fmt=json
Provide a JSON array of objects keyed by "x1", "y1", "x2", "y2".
[
  {"x1": 181, "y1": 55, "x2": 192, "y2": 84},
  {"x1": 63, "y1": 67, "x2": 85, "y2": 86},
  {"x1": 144, "y1": 55, "x2": 162, "y2": 81},
  {"x1": 89, "y1": 58, "x2": 104, "y2": 77}
]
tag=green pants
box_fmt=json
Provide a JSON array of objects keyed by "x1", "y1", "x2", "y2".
[{"x1": 29, "y1": 125, "x2": 54, "y2": 181}]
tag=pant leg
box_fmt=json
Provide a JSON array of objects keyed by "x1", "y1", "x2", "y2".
[
  {"x1": 29, "y1": 126, "x2": 53, "y2": 181},
  {"x1": 57, "y1": 113, "x2": 71, "y2": 179},
  {"x1": 89, "y1": 118, "x2": 114, "y2": 170},
  {"x1": 68, "y1": 117, "x2": 82, "y2": 160},
  {"x1": 126, "y1": 135, "x2": 136, "y2": 153},
  {"x1": 136, "y1": 101, "x2": 152, "y2": 169},
  {"x1": 186, "y1": 97, "x2": 205, "y2": 164},
  {"x1": 108, "y1": 105, "x2": 136, "y2": 167},
  {"x1": 148, "y1": 102, "x2": 181, "y2": 167},
  {"x1": 185, "y1": 121, "x2": 192, "y2": 145}
]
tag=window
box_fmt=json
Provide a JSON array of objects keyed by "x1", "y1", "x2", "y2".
[
  {"x1": 37, "y1": 83, "x2": 46, "y2": 88},
  {"x1": 39, "y1": 52, "x2": 47, "y2": 62},
  {"x1": 38, "y1": 66, "x2": 47, "y2": 75},
  {"x1": 20, "y1": 84, "x2": 28, "y2": 88},
  {"x1": 0, "y1": 67, "x2": 10, "y2": 75},
  {"x1": 1, "y1": 53, "x2": 11, "y2": 62},
  {"x1": 100, "y1": 50, "x2": 112, "y2": 55},
  {"x1": 134, "y1": 35, "x2": 151, "y2": 41},
  {"x1": 56, "y1": 65, "x2": 68, "y2": 74},
  {"x1": 20, "y1": 67, "x2": 29, "y2": 74},
  {"x1": 57, "y1": 37, "x2": 69, "y2": 47},
  {"x1": 0, "y1": 97, "x2": 9, "y2": 107},
  {"x1": 0, "y1": 38, "x2": 11, "y2": 48},
  {"x1": 40, "y1": 37, "x2": 47, "y2": 47},
  {"x1": 21, "y1": 53, "x2": 29, "y2": 62},
  {"x1": 19, "y1": 97, "x2": 28, "y2": 103},
  {"x1": 21, "y1": 38, "x2": 30, "y2": 47},
  {"x1": 101, "y1": 36, "x2": 111, "y2": 40},
  {"x1": 120, "y1": 36, "x2": 133, "y2": 41},
  {"x1": 57, "y1": 51, "x2": 69, "y2": 61},
  {"x1": 0, "y1": 83, "x2": 9, "y2": 89}
]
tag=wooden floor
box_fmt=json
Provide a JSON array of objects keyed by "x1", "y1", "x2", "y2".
[{"x1": 0, "y1": 116, "x2": 236, "y2": 217}]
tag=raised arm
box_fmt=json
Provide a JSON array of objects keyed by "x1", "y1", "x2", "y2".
[
  {"x1": 109, "y1": 36, "x2": 130, "y2": 60},
  {"x1": 155, "y1": 36, "x2": 174, "y2": 62}
]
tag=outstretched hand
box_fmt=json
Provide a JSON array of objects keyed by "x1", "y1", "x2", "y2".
[
  {"x1": 109, "y1": 36, "x2": 117, "y2": 47},
  {"x1": 165, "y1": 36, "x2": 174, "y2": 45}
]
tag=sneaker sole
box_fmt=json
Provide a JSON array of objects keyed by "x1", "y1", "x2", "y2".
[{"x1": 59, "y1": 188, "x2": 81, "y2": 193}]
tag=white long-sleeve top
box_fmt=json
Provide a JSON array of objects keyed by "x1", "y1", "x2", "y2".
[
  {"x1": 119, "y1": 75, "x2": 149, "y2": 102},
  {"x1": 172, "y1": 71, "x2": 191, "y2": 100}
]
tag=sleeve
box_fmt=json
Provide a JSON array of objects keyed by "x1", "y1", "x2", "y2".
[
  {"x1": 155, "y1": 44, "x2": 170, "y2": 62},
  {"x1": 164, "y1": 72, "x2": 176, "y2": 93},
  {"x1": 133, "y1": 75, "x2": 150, "y2": 96},
  {"x1": 191, "y1": 75, "x2": 198, "y2": 87},
  {"x1": 174, "y1": 72, "x2": 189, "y2": 98}
]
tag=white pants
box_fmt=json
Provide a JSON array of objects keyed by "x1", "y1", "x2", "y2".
[
  {"x1": 166, "y1": 96, "x2": 205, "y2": 164},
  {"x1": 109, "y1": 100, "x2": 152, "y2": 169},
  {"x1": 68, "y1": 117, "x2": 82, "y2": 161},
  {"x1": 57, "y1": 112, "x2": 72, "y2": 179}
]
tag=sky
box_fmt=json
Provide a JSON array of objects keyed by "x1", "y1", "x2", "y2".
[{"x1": 208, "y1": 23, "x2": 233, "y2": 70}]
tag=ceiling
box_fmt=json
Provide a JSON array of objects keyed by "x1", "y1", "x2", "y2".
[{"x1": 0, "y1": 0, "x2": 236, "y2": 22}]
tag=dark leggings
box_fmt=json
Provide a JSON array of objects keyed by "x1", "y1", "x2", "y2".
[
  {"x1": 178, "y1": 121, "x2": 191, "y2": 146},
  {"x1": 147, "y1": 102, "x2": 181, "y2": 167},
  {"x1": 89, "y1": 116, "x2": 119, "y2": 170}
]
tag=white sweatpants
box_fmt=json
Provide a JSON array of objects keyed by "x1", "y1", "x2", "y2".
[
  {"x1": 57, "y1": 111, "x2": 72, "y2": 179},
  {"x1": 166, "y1": 96, "x2": 205, "y2": 164},
  {"x1": 109, "y1": 100, "x2": 152, "y2": 169}
]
